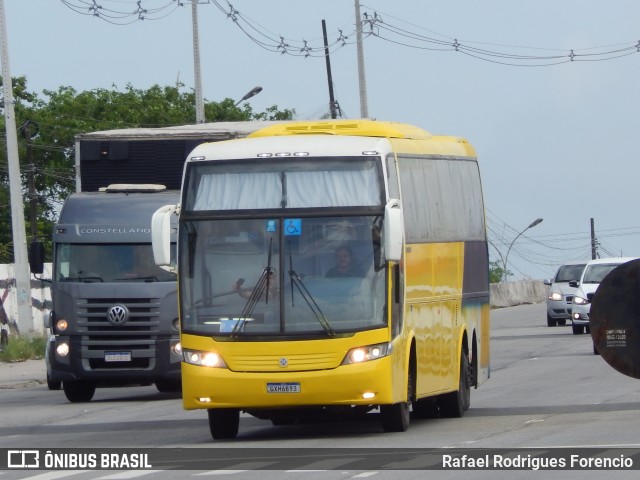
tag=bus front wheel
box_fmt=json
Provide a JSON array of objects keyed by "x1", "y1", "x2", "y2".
[
  {"x1": 438, "y1": 351, "x2": 471, "y2": 418},
  {"x1": 208, "y1": 409, "x2": 240, "y2": 440},
  {"x1": 380, "y1": 370, "x2": 412, "y2": 432}
]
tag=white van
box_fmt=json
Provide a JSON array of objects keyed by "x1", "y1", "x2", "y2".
[{"x1": 570, "y1": 257, "x2": 638, "y2": 335}]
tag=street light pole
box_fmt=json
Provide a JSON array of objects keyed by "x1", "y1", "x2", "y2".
[
  {"x1": 234, "y1": 86, "x2": 263, "y2": 107},
  {"x1": 503, "y1": 217, "x2": 543, "y2": 282}
]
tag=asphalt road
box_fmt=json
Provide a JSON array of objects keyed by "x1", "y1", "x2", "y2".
[{"x1": 1, "y1": 303, "x2": 639, "y2": 479}]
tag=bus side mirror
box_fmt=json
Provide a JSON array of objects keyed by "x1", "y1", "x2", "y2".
[
  {"x1": 152, "y1": 204, "x2": 177, "y2": 267},
  {"x1": 384, "y1": 199, "x2": 404, "y2": 262},
  {"x1": 29, "y1": 240, "x2": 45, "y2": 274}
]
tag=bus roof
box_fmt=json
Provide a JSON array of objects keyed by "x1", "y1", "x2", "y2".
[{"x1": 248, "y1": 119, "x2": 433, "y2": 140}]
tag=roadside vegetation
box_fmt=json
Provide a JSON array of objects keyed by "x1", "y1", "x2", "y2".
[
  {"x1": 0, "y1": 334, "x2": 46, "y2": 363},
  {"x1": 0, "y1": 76, "x2": 295, "y2": 264}
]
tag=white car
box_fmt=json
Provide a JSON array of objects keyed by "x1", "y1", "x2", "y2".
[
  {"x1": 570, "y1": 257, "x2": 638, "y2": 335},
  {"x1": 544, "y1": 262, "x2": 587, "y2": 327}
]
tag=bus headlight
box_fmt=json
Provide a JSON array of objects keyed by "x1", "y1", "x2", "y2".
[
  {"x1": 342, "y1": 342, "x2": 392, "y2": 365},
  {"x1": 182, "y1": 349, "x2": 228, "y2": 368}
]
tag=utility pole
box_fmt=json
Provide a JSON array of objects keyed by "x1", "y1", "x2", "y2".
[
  {"x1": 0, "y1": 0, "x2": 34, "y2": 334},
  {"x1": 21, "y1": 120, "x2": 38, "y2": 239},
  {"x1": 354, "y1": 0, "x2": 369, "y2": 118},
  {"x1": 322, "y1": 20, "x2": 338, "y2": 119},
  {"x1": 590, "y1": 218, "x2": 597, "y2": 259},
  {"x1": 191, "y1": 0, "x2": 205, "y2": 123}
]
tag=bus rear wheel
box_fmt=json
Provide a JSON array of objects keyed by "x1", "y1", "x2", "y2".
[
  {"x1": 208, "y1": 409, "x2": 240, "y2": 440},
  {"x1": 438, "y1": 351, "x2": 470, "y2": 418},
  {"x1": 63, "y1": 381, "x2": 96, "y2": 402}
]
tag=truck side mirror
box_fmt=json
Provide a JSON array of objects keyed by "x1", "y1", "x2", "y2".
[
  {"x1": 152, "y1": 204, "x2": 177, "y2": 267},
  {"x1": 29, "y1": 240, "x2": 45, "y2": 274},
  {"x1": 384, "y1": 199, "x2": 404, "y2": 262}
]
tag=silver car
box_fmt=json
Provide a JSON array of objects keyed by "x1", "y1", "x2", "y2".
[{"x1": 544, "y1": 262, "x2": 587, "y2": 327}]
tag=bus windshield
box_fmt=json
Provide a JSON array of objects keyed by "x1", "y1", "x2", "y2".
[
  {"x1": 184, "y1": 157, "x2": 382, "y2": 211},
  {"x1": 55, "y1": 243, "x2": 177, "y2": 283},
  {"x1": 180, "y1": 216, "x2": 387, "y2": 337}
]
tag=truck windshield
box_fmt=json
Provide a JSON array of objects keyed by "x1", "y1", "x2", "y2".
[
  {"x1": 55, "y1": 243, "x2": 176, "y2": 283},
  {"x1": 180, "y1": 216, "x2": 386, "y2": 337}
]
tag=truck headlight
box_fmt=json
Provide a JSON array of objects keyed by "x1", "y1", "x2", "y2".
[
  {"x1": 548, "y1": 292, "x2": 562, "y2": 301},
  {"x1": 56, "y1": 342, "x2": 70, "y2": 357}
]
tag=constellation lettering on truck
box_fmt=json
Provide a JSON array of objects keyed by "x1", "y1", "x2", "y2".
[{"x1": 79, "y1": 227, "x2": 151, "y2": 234}]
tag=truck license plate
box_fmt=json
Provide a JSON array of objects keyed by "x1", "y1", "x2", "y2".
[
  {"x1": 105, "y1": 352, "x2": 132, "y2": 362},
  {"x1": 267, "y1": 382, "x2": 300, "y2": 393}
]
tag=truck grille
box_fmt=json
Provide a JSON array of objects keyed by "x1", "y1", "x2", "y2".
[{"x1": 76, "y1": 298, "x2": 162, "y2": 370}]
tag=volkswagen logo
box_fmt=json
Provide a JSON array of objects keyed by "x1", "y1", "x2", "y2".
[
  {"x1": 107, "y1": 304, "x2": 130, "y2": 326},
  {"x1": 279, "y1": 358, "x2": 289, "y2": 368}
]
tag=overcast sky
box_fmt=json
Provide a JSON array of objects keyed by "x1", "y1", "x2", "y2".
[{"x1": 4, "y1": 0, "x2": 640, "y2": 280}]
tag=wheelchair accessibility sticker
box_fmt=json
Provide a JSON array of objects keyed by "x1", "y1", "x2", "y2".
[{"x1": 284, "y1": 219, "x2": 301, "y2": 236}]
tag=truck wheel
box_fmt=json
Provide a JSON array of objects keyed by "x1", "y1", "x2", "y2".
[
  {"x1": 380, "y1": 370, "x2": 412, "y2": 432},
  {"x1": 155, "y1": 380, "x2": 181, "y2": 393},
  {"x1": 438, "y1": 351, "x2": 471, "y2": 418},
  {"x1": 208, "y1": 409, "x2": 240, "y2": 440},
  {"x1": 572, "y1": 325, "x2": 584, "y2": 335},
  {"x1": 63, "y1": 381, "x2": 96, "y2": 402},
  {"x1": 547, "y1": 315, "x2": 557, "y2": 327},
  {"x1": 47, "y1": 373, "x2": 61, "y2": 391}
]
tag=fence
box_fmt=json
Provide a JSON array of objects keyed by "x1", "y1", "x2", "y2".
[{"x1": 0, "y1": 263, "x2": 52, "y2": 336}]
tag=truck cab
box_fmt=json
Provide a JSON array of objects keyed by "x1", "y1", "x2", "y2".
[{"x1": 42, "y1": 184, "x2": 180, "y2": 402}]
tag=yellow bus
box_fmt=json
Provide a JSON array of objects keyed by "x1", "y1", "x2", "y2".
[{"x1": 152, "y1": 119, "x2": 490, "y2": 440}]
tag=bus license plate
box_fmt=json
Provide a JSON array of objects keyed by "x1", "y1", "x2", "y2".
[
  {"x1": 105, "y1": 352, "x2": 132, "y2": 362},
  {"x1": 267, "y1": 382, "x2": 300, "y2": 393}
]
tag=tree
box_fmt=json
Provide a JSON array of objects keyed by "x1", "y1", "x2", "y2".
[
  {"x1": 0, "y1": 80, "x2": 295, "y2": 263},
  {"x1": 489, "y1": 260, "x2": 507, "y2": 284}
]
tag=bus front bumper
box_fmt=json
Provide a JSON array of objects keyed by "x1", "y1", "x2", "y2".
[{"x1": 182, "y1": 356, "x2": 395, "y2": 410}]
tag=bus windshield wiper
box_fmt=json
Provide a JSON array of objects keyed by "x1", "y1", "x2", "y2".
[
  {"x1": 232, "y1": 237, "x2": 275, "y2": 336},
  {"x1": 288, "y1": 248, "x2": 335, "y2": 338}
]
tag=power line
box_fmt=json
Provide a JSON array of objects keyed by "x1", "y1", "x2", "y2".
[{"x1": 59, "y1": 1, "x2": 640, "y2": 67}]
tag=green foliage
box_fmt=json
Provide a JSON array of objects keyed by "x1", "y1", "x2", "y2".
[
  {"x1": 0, "y1": 334, "x2": 46, "y2": 362},
  {"x1": 0, "y1": 78, "x2": 295, "y2": 263},
  {"x1": 489, "y1": 260, "x2": 506, "y2": 283}
]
